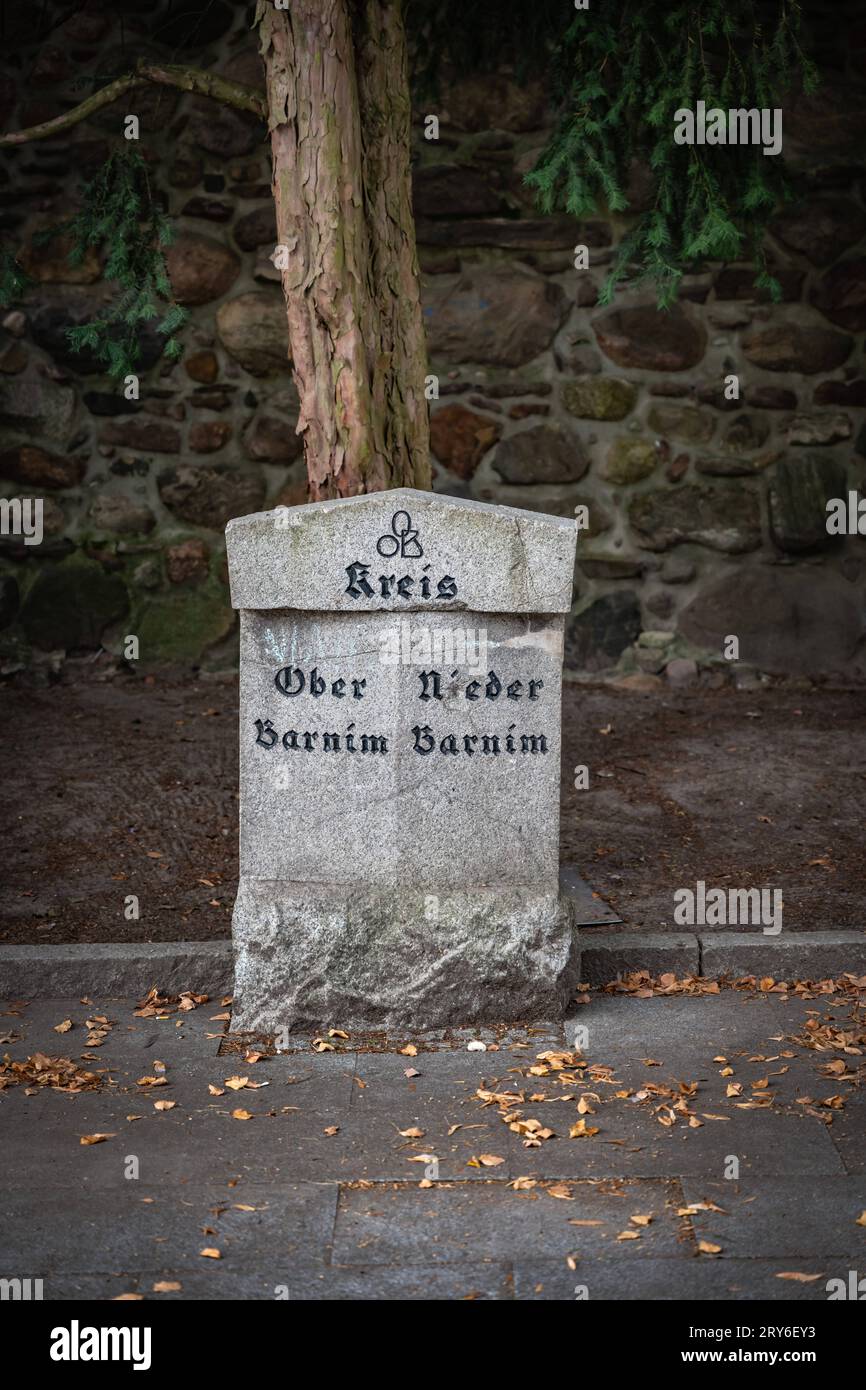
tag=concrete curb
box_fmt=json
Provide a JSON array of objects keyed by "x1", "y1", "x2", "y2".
[
  {"x1": 699, "y1": 930, "x2": 866, "y2": 980},
  {"x1": 0, "y1": 931, "x2": 864, "y2": 998},
  {"x1": 580, "y1": 929, "x2": 866, "y2": 986},
  {"x1": 579, "y1": 933, "x2": 700, "y2": 986},
  {"x1": 0, "y1": 942, "x2": 232, "y2": 999}
]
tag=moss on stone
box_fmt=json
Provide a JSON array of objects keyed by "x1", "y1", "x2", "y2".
[
  {"x1": 18, "y1": 553, "x2": 129, "y2": 651},
  {"x1": 561, "y1": 376, "x2": 637, "y2": 421},
  {"x1": 603, "y1": 437, "x2": 658, "y2": 485},
  {"x1": 112, "y1": 577, "x2": 235, "y2": 666}
]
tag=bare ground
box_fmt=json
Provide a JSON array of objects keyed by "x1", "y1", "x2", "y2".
[{"x1": 0, "y1": 671, "x2": 863, "y2": 943}]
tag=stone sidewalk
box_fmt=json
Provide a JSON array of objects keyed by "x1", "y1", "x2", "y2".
[{"x1": 1, "y1": 986, "x2": 864, "y2": 1301}]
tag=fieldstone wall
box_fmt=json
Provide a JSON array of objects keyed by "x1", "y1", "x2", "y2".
[{"x1": 1, "y1": 0, "x2": 865, "y2": 679}]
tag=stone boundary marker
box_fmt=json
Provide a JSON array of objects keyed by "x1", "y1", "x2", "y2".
[
  {"x1": 225, "y1": 488, "x2": 578, "y2": 1030},
  {"x1": 2, "y1": 932, "x2": 864, "y2": 1001}
]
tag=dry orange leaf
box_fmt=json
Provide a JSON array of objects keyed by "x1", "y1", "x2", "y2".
[
  {"x1": 232, "y1": 1108, "x2": 253, "y2": 1121},
  {"x1": 80, "y1": 1133, "x2": 116, "y2": 1145},
  {"x1": 569, "y1": 1119, "x2": 600, "y2": 1139},
  {"x1": 199, "y1": 1248, "x2": 221, "y2": 1260}
]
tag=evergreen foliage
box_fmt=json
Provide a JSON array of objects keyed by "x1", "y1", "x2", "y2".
[
  {"x1": 0, "y1": 0, "x2": 822, "y2": 363},
  {"x1": 411, "y1": 0, "x2": 819, "y2": 306},
  {"x1": 3, "y1": 149, "x2": 187, "y2": 377},
  {"x1": 59, "y1": 149, "x2": 187, "y2": 376},
  {"x1": 0, "y1": 245, "x2": 31, "y2": 306},
  {"x1": 526, "y1": 0, "x2": 819, "y2": 305}
]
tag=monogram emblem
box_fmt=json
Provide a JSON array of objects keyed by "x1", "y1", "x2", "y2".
[{"x1": 376, "y1": 510, "x2": 422, "y2": 559}]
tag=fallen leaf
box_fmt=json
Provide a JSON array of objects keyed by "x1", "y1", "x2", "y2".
[
  {"x1": 400, "y1": 1044, "x2": 418, "y2": 1057},
  {"x1": 698, "y1": 1241, "x2": 722, "y2": 1255},
  {"x1": 775, "y1": 1271, "x2": 822, "y2": 1283},
  {"x1": 154, "y1": 1100, "x2": 176, "y2": 1111},
  {"x1": 323, "y1": 1125, "x2": 339, "y2": 1136},
  {"x1": 199, "y1": 1248, "x2": 221, "y2": 1260},
  {"x1": 80, "y1": 1133, "x2": 116, "y2": 1145},
  {"x1": 152, "y1": 1280, "x2": 181, "y2": 1293},
  {"x1": 232, "y1": 1109, "x2": 253, "y2": 1121},
  {"x1": 569, "y1": 1119, "x2": 600, "y2": 1139},
  {"x1": 53, "y1": 1019, "x2": 73, "y2": 1034}
]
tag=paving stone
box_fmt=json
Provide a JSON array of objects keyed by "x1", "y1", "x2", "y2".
[
  {"x1": 491, "y1": 1100, "x2": 843, "y2": 1181},
  {"x1": 0, "y1": 1056, "x2": 358, "y2": 1187},
  {"x1": 332, "y1": 1181, "x2": 685, "y2": 1266},
  {"x1": 564, "y1": 992, "x2": 816, "y2": 1059},
  {"x1": 0, "y1": 998, "x2": 226, "y2": 1059},
  {"x1": 680, "y1": 1177, "x2": 866, "y2": 1259},
  {"x1": 54, "y1": 1262, "x2": 515, "y2": 1301},
  {"x1": 514, "y1": 1257, "x2": 848, "y2": 1301},
  {"x1": 826, "y1": 1096, "x2": 866, "y2": 1175},
  {"x1": 339, "y1": 1052, "x2": 526, "y2": 1180},
  {"x1": 0, "y1": 1186, "x2": 337, "y2": 1276}
]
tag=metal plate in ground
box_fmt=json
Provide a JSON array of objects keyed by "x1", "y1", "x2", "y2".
[{"x1": 559, "y1": 864, "x2": 623, "y2": 925}]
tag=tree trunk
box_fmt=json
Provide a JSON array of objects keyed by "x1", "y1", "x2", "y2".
[{"x1": 256, "y1": 0, "x2": 430, "y2": 500}]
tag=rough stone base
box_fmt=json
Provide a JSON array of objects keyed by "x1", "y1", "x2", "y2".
[{"x1": 231, "y1": 879, "x2": 579, "y2": 1032}]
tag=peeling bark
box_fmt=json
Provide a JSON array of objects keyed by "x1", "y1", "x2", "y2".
[{"x1": 257, "y1": 0, "x2": 430, "y2": 499}]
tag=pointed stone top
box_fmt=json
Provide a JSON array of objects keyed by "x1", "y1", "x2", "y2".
[{"x1": 226, "y1": 487, "x2": 576, "y2": 613}]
